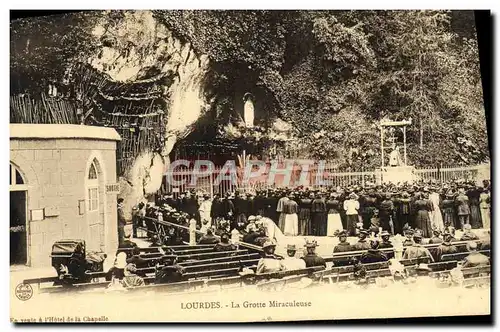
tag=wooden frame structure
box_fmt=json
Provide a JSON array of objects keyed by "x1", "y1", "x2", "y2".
[{"x1": 380, "y1": 119, "x2": 412, "y2": 168}]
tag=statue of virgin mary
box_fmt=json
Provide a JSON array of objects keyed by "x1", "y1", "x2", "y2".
[{"x1": 243, "y1": 93, "x2": 255, "y2": 128}]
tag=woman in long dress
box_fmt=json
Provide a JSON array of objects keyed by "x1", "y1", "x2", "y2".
[
  {"x1": 413, "y1": 193, "x2": 433, "y2": 238},
  {"x1": 198, "y1": 195, "x2": 212, "y2": 233},
  {"x1": 428, "y1": 189, "x2": 444, "y2": 232},
  {"x1": 395, "y1": 192, "x2": 411, "y2": 233},
  {"x1": 441, "y1": 191, "x2": 457, "y2": 229},
  {"x1": 326, "y1": 193, "x2": 343, "y2": 236},
  {"x1": 467, "y1": 186, "x2": 483, "y2": 229},
  {"x1": 298, "y1": 193, "x2": 313, "y2": 236},
  {"x1": 283, "y1": 195, "x2": 299, "y2": 236},
  {"x1": 276, "y1": 193, "x2": 289, "y2": 233},
  {"x1": 479, "y1": 188, "x2": 490, "y2": 229},
  {"x1": 311, "y1": 194, "x2": 327, "y2": 236}
]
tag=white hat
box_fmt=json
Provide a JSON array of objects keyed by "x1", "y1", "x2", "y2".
[
  {"x1": 248, "y1": 215, "x2": 256, "y2": 222},
  {"x1": 114, "y1": 252, "x2": 127, "y2": 269}
]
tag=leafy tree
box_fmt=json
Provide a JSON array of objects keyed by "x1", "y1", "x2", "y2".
[{"x1": 10, "y1": 10, "x2": 488, "y2": 171}]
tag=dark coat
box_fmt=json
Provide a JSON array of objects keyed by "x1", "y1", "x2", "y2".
[
  {"x1": 242, "y1": 231, "x2": 261, "y2": 245},
  {"x1": 198, "y1": 234, "x2": 220, "y2": 245},
  {"x1": 428, "y1": 236, "x2": 443, "y2": 244},
  {"x1": 213, "y1": 242, "x2": 237, "y2": 252},
  {"x1": 360, "y1": 249, "x2": 388, "y2": 264},
  {"x1": 210, "y1": 198, "x2": 224, "y2": 218},
  {"x1": 333, "y1": 242, "x2": 353, "y2": 253},
  {"x1": 352, "y1": 239, "x2": 371, "y2": 251},
  {"x1": 301, "y1": 254, "x2": 326, "y2": 269},
  {"x1": 379, "y1": 240, "x2": 393, "y2": 249}
]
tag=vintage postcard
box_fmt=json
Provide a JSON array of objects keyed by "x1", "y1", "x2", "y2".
[{"x1": 9, "y1": 10, "x2": 490, "y2": 323}]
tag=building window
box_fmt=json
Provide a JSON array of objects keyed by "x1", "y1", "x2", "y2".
[
  {"x1": 88, "y1": 163, "x2": 97, "y2": 180},
  {"x1": 88, "y1": 187, "x2": 99, "y2": 211},
  {"x1": 10, "y1": 163, "x2": 25, "y2": 185},
  {"x1": 87, "y1": 160, "x2": 99, "y2": 212},
  {"x1": 10, "y1": 163, "x2": 27, "y2": 191}
]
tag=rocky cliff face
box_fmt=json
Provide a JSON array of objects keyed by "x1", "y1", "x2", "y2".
[{"x1": 88, "y1": 10, "x2": 210, "y2": 217}]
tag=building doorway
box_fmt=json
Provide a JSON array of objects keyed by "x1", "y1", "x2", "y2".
[
  {"x1": 10, "y1": 163, "x2": 28, "y2": 265},
  {"x1": 85, "y1": 158, "x2": 105, "y2": 251}
]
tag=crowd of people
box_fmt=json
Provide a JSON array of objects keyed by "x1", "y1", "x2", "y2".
[
  {"x1": 107, "y1": 179, "x2": 492, "y2": 288},
  {"x1": 126, "y1": 178, "x2": 490, "y2": 244}
]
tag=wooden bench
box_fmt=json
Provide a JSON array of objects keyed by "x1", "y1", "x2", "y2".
[
  {"x1": 181, "y1": 259, "x2": 260, "y2": 273},
  {"x1": 182, "y1": 266, "x2": 256, "y2": 280},
  {"x1": 178, "y1": 253, "x2": 261, "y2": 267},
  {"x1": 315, "y1": 261, "x2": 390, "y2": 278},
  {"x1": 441, "y1": 250, "x2": 490, "y2": 262},
  {"x1": 23, "y1": 276, "x2": 60, "y2": 289},
  {"x1": 430, "y1": 265, "x2": 491, "y2": 278},
  {"x1": 463, "y1": 276, "x2": 490, "y2": 287},
  {"x1": 169, "y1": 247, "x2": 215, "y2": 255},
  {"x1": 175, "y1": 250, "x2": 249, "y2": 262}
]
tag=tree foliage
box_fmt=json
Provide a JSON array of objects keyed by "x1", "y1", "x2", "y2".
[{"x1": 10, "y1": 10, "x2": 488, "y2": 170}]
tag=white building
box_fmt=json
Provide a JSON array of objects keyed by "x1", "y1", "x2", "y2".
[{"x1": 10, "y1": 124, "x2": 121, "y2": 267}]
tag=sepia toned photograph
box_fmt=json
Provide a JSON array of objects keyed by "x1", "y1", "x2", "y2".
[{"x1": 9, "y1": 9, "x2": 491, "y2": 323}]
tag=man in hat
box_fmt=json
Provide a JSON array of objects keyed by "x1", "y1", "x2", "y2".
[
  {"x1": 132, "y1": 202, "x2": 146, "y2": 238},
  {"x1": 301, "y1": 240, "x2": 326, "y2": 269},
  {"x1": 198, "y1": 227, "x2": 220, "y2": 245},
  {"x1": 460, "y1": 224, "x2": 479, "y2": 241},
  {"x1": 402, "y1": 231, "x2": 434, "y2": 263},
  {"x1": 379, "y1": 231, "x2": 393, "y2": 249},
  {"x1": 402, "y1": 229, "x2": 414, "y2": 247},
  {"x1": 435, "y1": 231, "x2": 458, "y2": 261},
  {"x1": 117, "y1": 198, "x2": 127, "y2": 245},
  {"x1": 281, "y1": 244, "x2": 307, "y2": 271},
  {"x1": 395, "y1": 191, "x2": 412, "y2": 233},
  {"x1": 429, "y1": 229, "x2": 443, "y2": 244},
  {"x1": 455, "y1": 188, "x2": 470, "y2": 230},
  {"x1": 462, "y1": 241, "x2": 489, "y2": 268},
  {"x1": 333, "y1": 230, "x2": 353, "y2": 253},
  {"x1": 256, "y1": 240, "x2": 283, "y2": 275},
  {"x1": 352, "y1": 230, "x2": 371, "y2": 251},
  {"x1": 213, "y1": 233, "x2": 237, "y2": 252},
  {"x1": 125, "y1": 247, "x2": 148, "y2": 276},
  {"x1": 379, "y1": 193, "x2": 394, "y2": 235},
  {"x1": 360, "y1": 240, "x2": 388, "y2": 264}
]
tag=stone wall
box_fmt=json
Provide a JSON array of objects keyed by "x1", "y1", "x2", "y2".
[{"x1": 10, "y1": 138, "x2": 119, "y2": 267}]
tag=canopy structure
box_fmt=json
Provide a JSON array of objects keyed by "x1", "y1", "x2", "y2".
[{"x1": 380, "y1": 119, "x2": 412, "y2": 168}]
